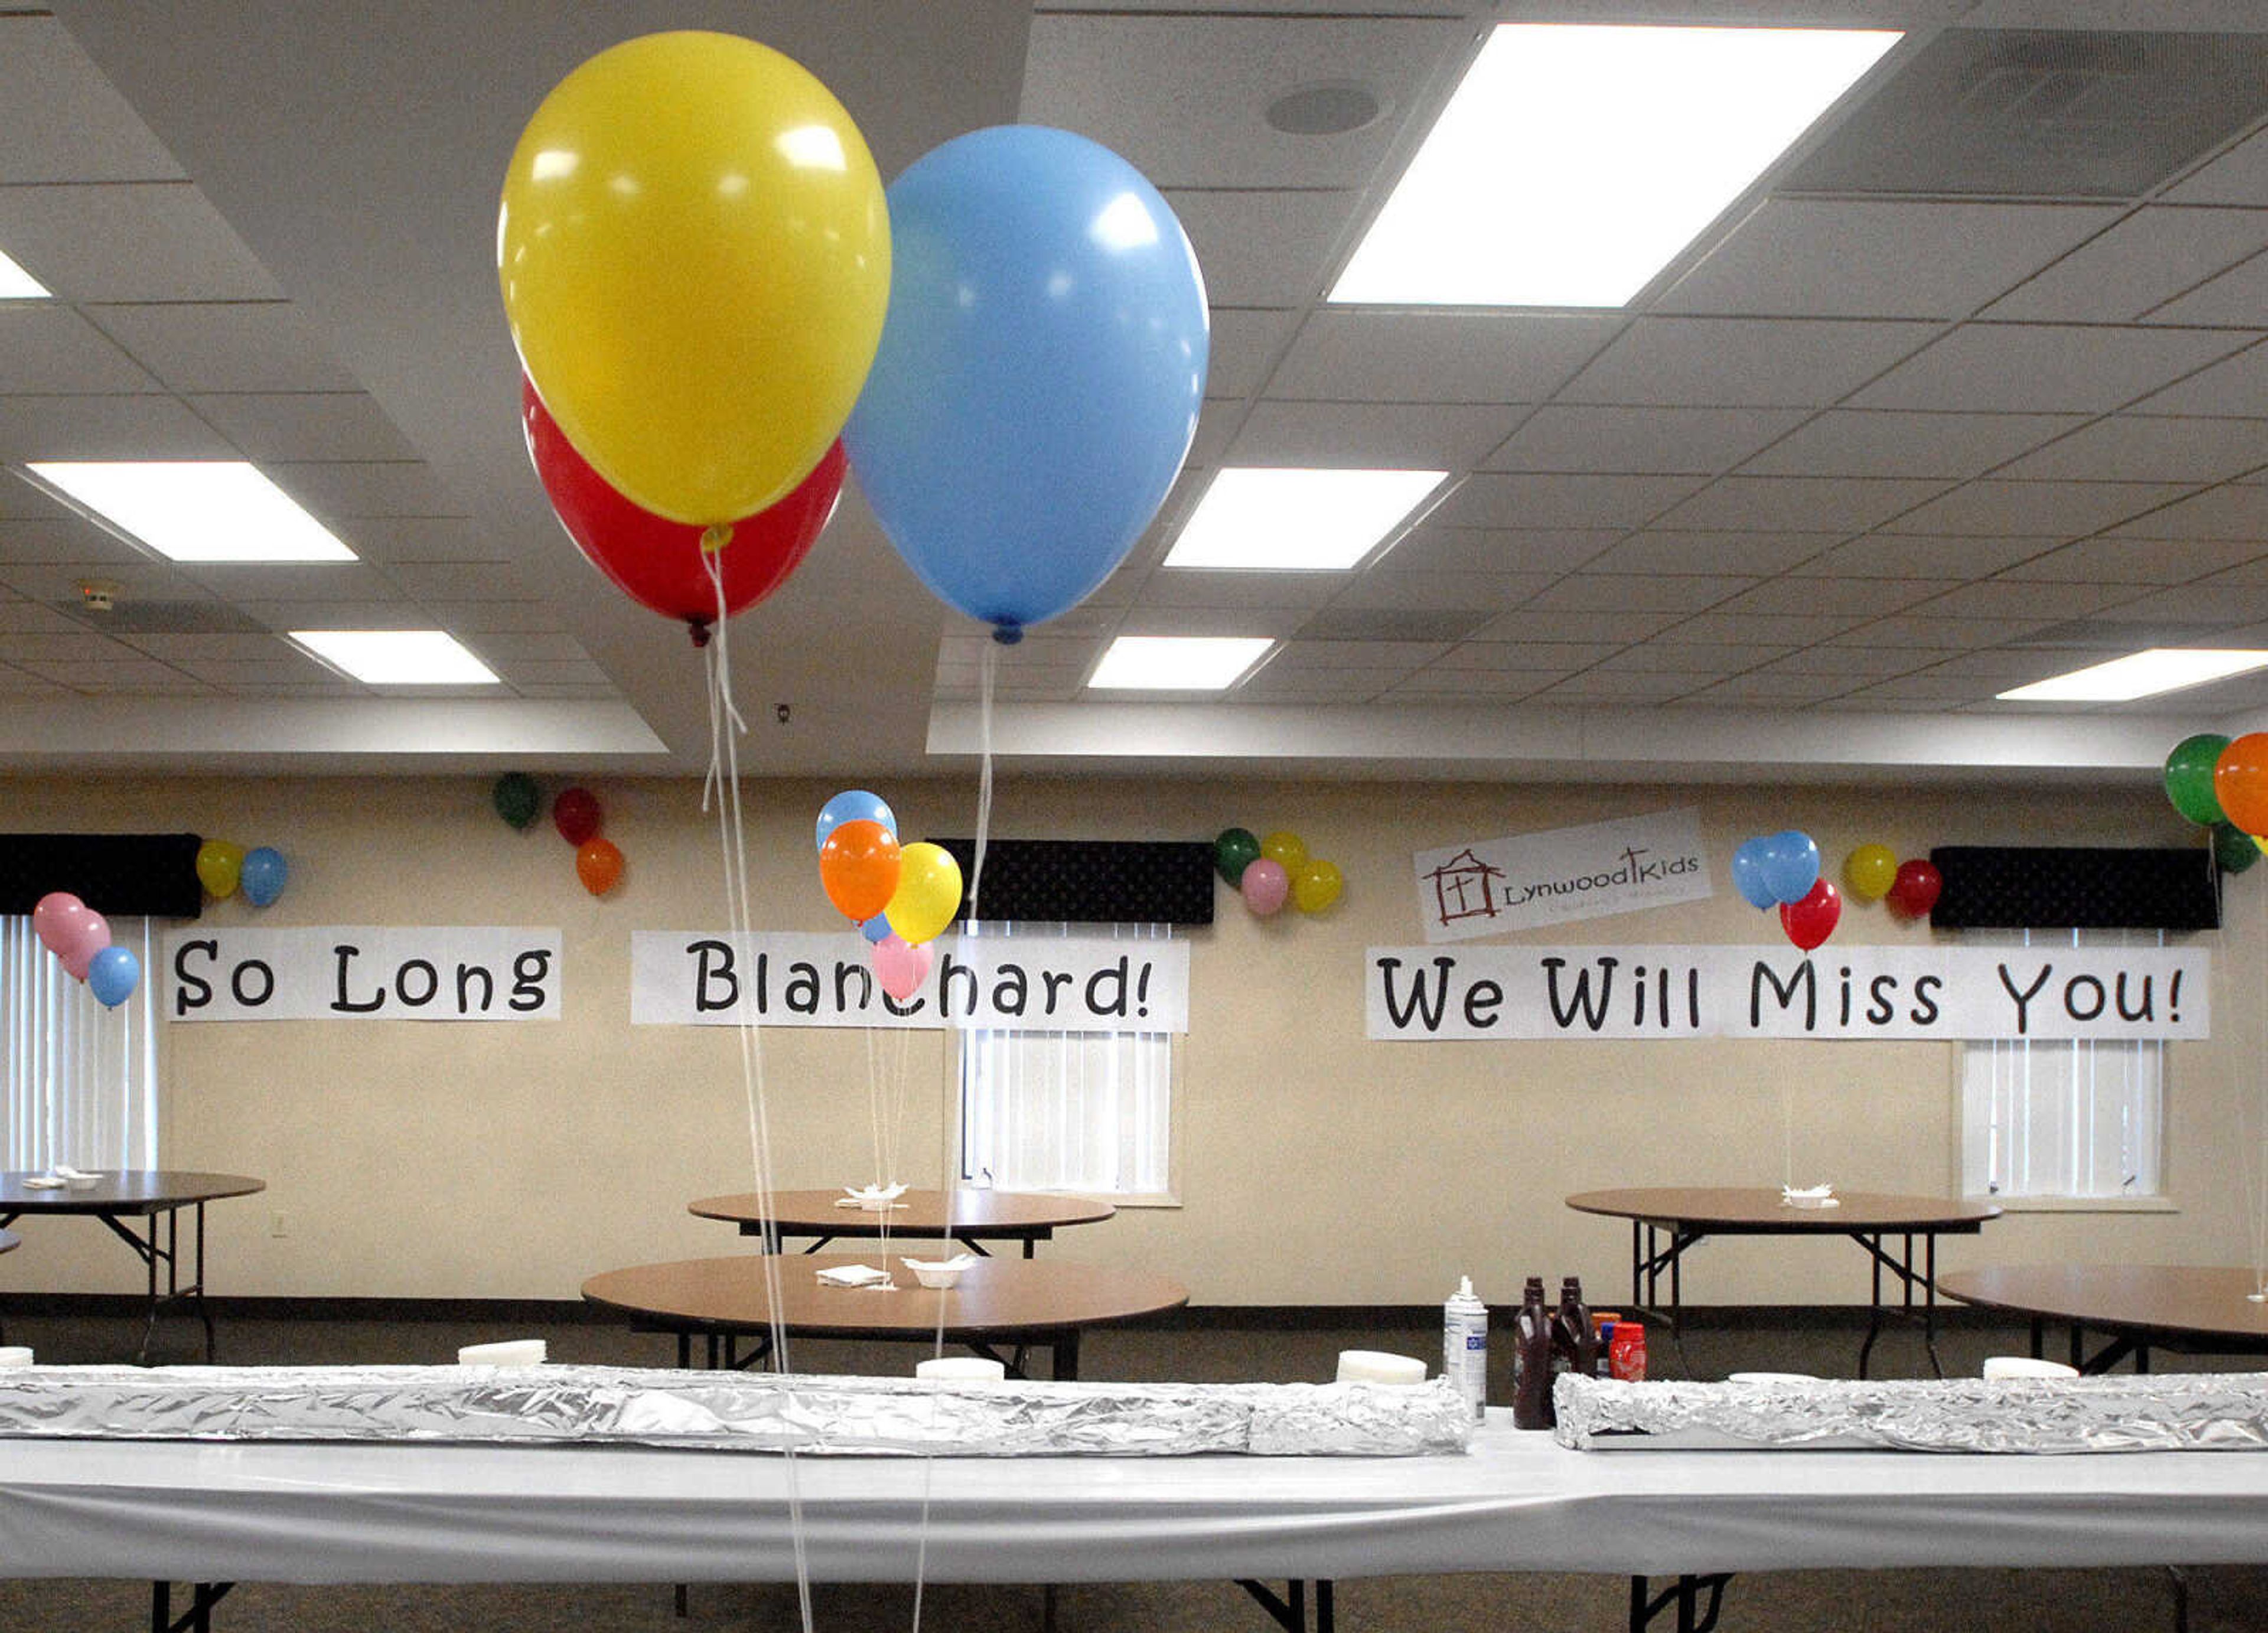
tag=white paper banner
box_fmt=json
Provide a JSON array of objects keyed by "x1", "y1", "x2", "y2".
[
  {"x1": 163, "y1": 928, "x2": 562, "y2": 1021},
  {"x1": 633, "y1": 932, "x2": 1190, "y2": 1034},
  {"x1": 1366, "y1": 943, "x2": 2207, "y2": 1041},
  {"x1": 1414, "y1": 809, "x2": 1713, "y2": 941}
]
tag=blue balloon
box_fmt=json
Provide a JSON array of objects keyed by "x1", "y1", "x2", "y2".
[
  {"x1": 844, "y1": 125, "x2": 1209, "y2": 638},
  {"x1": 1731, "y1": 839, "x2": 1777, "y2": 911},
  {"x1": 240, "y1": 845, "x2": 288, "y2": 907},
  {"x1": 1758, "y1": 830, "x2": 1821, "y2": 907},
  {"x1": 87, "y1": 944, "x2": 139, "y2": 1009},
  {"x1": 859, "y1": 914, "x2": 894, "y2": 946},
  {"x1": 816, "y1": 790, "x2": 897, "y2": 853}
]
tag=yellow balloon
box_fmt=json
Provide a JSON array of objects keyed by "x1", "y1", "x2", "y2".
[
  {"x1": 498, "y1": 32, "x2": 890, "y2": 524},
  {"x1": 1259, "y1": 830, "x2": 1308, "y2": 874},
  {"x1": 1292, "y1": 859, "x2": 1344, "y2": 914},
  {"x1": 884, "y1": 842, "x2": 964, "y2": 947},
  {"x1": 1842, "y1": 843, "x2": 1898, "y2": 902},
  {"x1": 195, "y1": 839, "x2": 245, "y2": 899}
]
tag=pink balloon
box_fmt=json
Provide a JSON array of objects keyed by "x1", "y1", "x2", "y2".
[
  {"x1": 31, "y1": 892, "x2": 84, "y2": 956},
  {"x1": 58, "y1": 908, "x2": 112, "y2": 982},
  {"x1": 871, "y1": 934, "x2": 933, "y2": 1004},
  {"x1": 1241, "y1": 858, "x2": 1289, "y2": 916}
]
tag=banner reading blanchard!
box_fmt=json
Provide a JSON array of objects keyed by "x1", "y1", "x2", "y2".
[
  {"x1": 162, "y1": 927, "x2": 562, "y2": 1021},
  {"x1": 1366, "y1": 943, "x2": 2208, "y2": 1042},
  {"x1": 1413, "y1": 809, "x2": 1712, "y2": 941},
  {"x1": 632, "y1": 932, "x2": 1190, "y2": 1034}
]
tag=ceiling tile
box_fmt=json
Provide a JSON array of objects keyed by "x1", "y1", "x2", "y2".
[
  {"x1": 489, "y1": 659, "x2": 614, "y2": 687},
  {"x1": 469, "y1": 631, "x2": 597, "y2": 663},
  {"x1": 1790, "y1": 534, "x2": 2062, "y2": 579},
  {"x1": 0, "y1": 182, "x2": 279, "y2": 302},
  {"x1": 1754, "y1": 646, "x2": 1963, "y2": 677},
  {"x1": 0, "y1": 667, "x2": 61, "y2": 695},
  {"x1": 2186, "y1": 556, "x2": 2268, "y2": 588},
  {"x1": 1484, "y1": 406, "x2": 1806, "y2": 474},
  {"x1": 1135, "y1": 569, "x2": 1340, "y2": 609},
  {"x1": 1710, "y1": 576, "x2": 1959, "y2": 618},
  {"x1": 0, "y1": 601, "x2": 89, "y2": 635},
  {"x1": 1651, "y1": 476, "x2": 1948, "y2": 534},
  {"x1": 1686, "y1": 673, "x2": 1858, "y2": 704},
  {"x1": 1592, "y1": 641, "x2": 1788, "y2": 675},
  {"x1": 1428, "y1": 641, "x2": 1624, "y2": 671},
  {"x1": 1325, "y1": 571, "x2": 1549, "y2": 611},
  {"x1": 172, "y1": 656, "x2": 337, "y2": 687},
  {"x1": 1386, "y1": 670, "x2": 1557, "y2": 699},
  {"x1": 0, "y1": 628, "x2": 151, "y2": 663},
  {"x1": 116, "y1": 633, "x2": 293, "y2": 663},
  {"x1": 384, "y1": 560, "x2": 536, "y2": 603},
  {"x1": 2002, "y1": 415, "x2": 2268, "y2": 483},
  {"x1": 1997, "y1": 536, "x2": 2262, "y2": 584},
  {"x1": 1535, "y1": 670, "x2": 1705, "y2": 702},
  {"x1": 1428, "y1": 473, "x2": 1701, "y2": 531},
  {"x1": 1264, "y1": 640, "x2": 1449, "y2": 672},
  {"x1": 2146, "y1": 247, "x2": 2268, "y2": 326},
  {"x1": 1269, "y1": 310, "x2": 1621, "y2": 403},
  {"x1": 0, "y1": 305, "x2": 158, "y2": 393},
  {"x1": 1465, "y1": 608, "x2": 1683, "y2": 644},
  {"x1": 1739, "y1": 410, "x2": 2083, "y2": 478},
  {"x1": 1905, "y1": 579, "x2": 2142, "y2": 620},
  {"x1": 1658, "y1": 611, "x2": 1871, "y2": 644},
  {"x1": 237, "y1": 600, "x2": 423, "y2": 632},
  {"x1": 1660, "y1": 200, "x2": 2119, "y2": 319},
  {"x1": 0, "y1": 559, "x2": 207, "y2": 603},
  {"x1": 0, "y1": 516, "x2": 157, "y2": 566},
  {"x1": 1379, "y1": 525, "x2": 1619, "y2": 576},
  {"x1": 2105, "y1": 482, "x2": 2268, "y2": 539},
  {"x1": 1021, "y1": 12, "x2": 1459, "y2": 190},
  {"x1": 1986, "y1": 207, "x2": 2268, "y2": 322},
  {"x1": 1117, "y1": 604, "x2": 1313, "y2": 638},
  {"x1": 2166, "y1": 128, "x2": 2268, "y2": 205},
  {"x1": 423, "y1": 602, "x2": 568, "y2": 635},
  {"x1": 1165, "y1": 188, "x2": 1350, "y2": 307},
  {"x1": 0, "y1": 15, "x2": 183, "y2": 184},
  {"x1": 0, "y1": 394, "x2": 233, "y2": 461},
  {"x1": 180, "y1": 562, "x2": 400, "y2": 602},
  {"x1": 0, "y1": 480, "x2": 73, "y2": 521},
  {"x1": 1850, "y1": 324, "x2": 2255, "y2": 413},
  {"x1": 1578, "y1": 532, "x2": 1839, "y2": 576},
  {"x1": 332, "y1": 517, "x2": 507, "y2": 563},
  {"x1": 1230, "y1": 399, "x2": 1518, "y2": 468},
  {"x1": 84, "y1": 302, "x2": 358, "y2": 393},
  {"x1": 1527, "y1": 574, "x2": 1754, "y2": 614},
  {"x1": 2090, "y1": 584, "x2": 2268, "y2": 625},
  {"x1": 18, "y1": 659, "x2": 209, "y2": 694},
  {"x1": 1886, "y1": 479, "x2": 2193, "y2": 536},
  {"x1": 266, "y1": 462, "x2": 462, "y2": 520},
  {"x1": 1207, "y1": 308, "x2": 1299, "y2": 400},
  {"x1": 1840, "y1": 673, "x2": 2003, "y2": 704},
  {"x1": 1189, "y1": 399, "x2": 1241, "y2": 470},
  {"x1": 187, "y1": 392, "x2": 421, "y2": 462},
  {"x1": 1559, "y1": 318, "x2": 1937, "y2": 408},
  {"x1": 1236, "y1": 668, "x2": 1400, "y2": 702},
  {"x1": 2130, "y1": 337, "x2": 2268, "y2": 415}
]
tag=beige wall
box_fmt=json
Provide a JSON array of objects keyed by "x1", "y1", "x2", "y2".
[{"x1": 0, "y1": 770, "x2": 2250, "y2": 1311}]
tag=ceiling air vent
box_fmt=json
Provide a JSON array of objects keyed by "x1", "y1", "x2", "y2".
[
  {"x1": 1784, "y1": 30, "x2": 2268, "y2": 200},
  {"x1": 53, "y1": 598, "x2": 271, "y2": 635}
]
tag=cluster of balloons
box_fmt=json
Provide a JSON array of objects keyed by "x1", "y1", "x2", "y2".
[
  {"x1": 1214, "y1": 827, "x2": 1344, "y2": 918},
  {"x1": 551, "y1": 785, "x2": 624, "y2": 897},
  {"x1": 31, "y1": 892, "x2": 139, "y2": 1009},
  {"x1": 196, "y1": 839, "x2": 287, "y2": 908},
  {"x1": 1841, "y1": 842, "x2": 1944, "y2": 920},
  {"x1": 2163, "y1": 732, "x2": 2268, "y2": 876},
  {"x1": 1732, "y1": 830, "x2": 1840, "y2": 952},
  {"x1": 814, "y1": 790, "x2": 964, "y2": 1002},
  {"x1": 499, "y1": 31, "x2": 1205, "y2": 649}
]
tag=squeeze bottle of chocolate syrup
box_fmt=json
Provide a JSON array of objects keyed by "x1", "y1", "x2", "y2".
[
  {"x1": 1555, "y1": 1277, "x2": 1598, "y2": 1381},
  {"x1": 1512, "y1": 1277, "x2": 1554, "y2": 1430}
]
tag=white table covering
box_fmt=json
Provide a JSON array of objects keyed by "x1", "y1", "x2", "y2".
[{"x1": 3, "y1": 1409, "x2": 2267, "y2": 1584}]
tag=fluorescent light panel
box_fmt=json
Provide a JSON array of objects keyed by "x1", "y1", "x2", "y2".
[
  {"x1": 291, "y1": 630, "x2": 499, "y2": 686},
  {"x1": 26, "y1": 461, "x2": 355, "y2": 563},
  {"x1": 1331, "y1": 24, "x2": 1901, "y2": 308},
  {"x1": 1089, "y1": 635, "x2": 1273, "y2": 691},
  {"x1": 1996, "y1": 649, "x2": 2268, "y2": 703},
  {"x1": 0, "y1": 247, "x2": 48, "y2": 299},
  {"x1": 1165, "y1": 468, "x2": 1446, "y2": 571}
]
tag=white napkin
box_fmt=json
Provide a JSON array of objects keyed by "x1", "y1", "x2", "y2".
[
  {"x1": 1781, "y1": 1182, "x2": 1839, "y2": 1209},
  {"x1": 19, "y1": 1176, "x2": 63, "y2": 1190},
  {"x1": 836, "y1": 1182, "x2": 909, "y2": 1211},
  {"x1": 815, "y1": 1263, "x2": 895, "y2": 1288}
]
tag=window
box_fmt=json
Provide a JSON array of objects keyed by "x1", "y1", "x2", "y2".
[
  {"x1": 956, "y1": 923, "x2": 1175, "y2": 1202},
  {"x1": 1958, "y1": 928, "x2": 2164, "y2": 1201},
  {"x1": 2, "y1": 915, "x2": 160, "y2": 1172}
]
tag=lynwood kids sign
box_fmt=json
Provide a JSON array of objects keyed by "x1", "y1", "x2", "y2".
[{"x1": 1366, "y1": 943, "x2": 2206, "y2": 1042}]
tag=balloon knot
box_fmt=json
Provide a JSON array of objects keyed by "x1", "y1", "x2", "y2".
[
  {"x1": 990, "y1": 623, "x2": 1024, "y2": 647},
  {"x1": 700, "y1": 523, "x2": 734, "y2": 555},
  {"x1": 689, "y1": 618, "x2": 713, "y2": 650}
]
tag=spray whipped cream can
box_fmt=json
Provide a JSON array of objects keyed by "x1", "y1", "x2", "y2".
[{"x1": 1443, "y1": 1275, "x2": 1489, "y2": 1422}]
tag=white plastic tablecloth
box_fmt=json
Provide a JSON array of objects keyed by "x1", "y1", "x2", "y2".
[{"x1": 2, "y1": 1408, "x2": 2267, "y2": 1585}]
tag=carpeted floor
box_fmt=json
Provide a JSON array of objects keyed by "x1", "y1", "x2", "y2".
[{"x1": 0, "y1": 1302, "x2": 2260, "y2": 1632}]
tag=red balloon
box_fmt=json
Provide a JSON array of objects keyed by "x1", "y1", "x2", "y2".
[
  {"x1": 2215, "y1": 732, "x2": 2268, "y2": 836},
  {"x1": 1778, "y1": 878, "x2": 1841, "y2": 952},
  {"x1": 1888, "y1": 858, "x2": 1943, "y2": 920},
  {"x1": 553, "y1": 786, "x2": 601, "y2": 846},
  {"x1": 523, "y1": 378, "x2": 842, "y2": 642}
]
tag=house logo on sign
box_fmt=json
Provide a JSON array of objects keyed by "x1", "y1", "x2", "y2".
[{"x1": 1426, "y1": 849, "x2": 1506, "y2": 927}]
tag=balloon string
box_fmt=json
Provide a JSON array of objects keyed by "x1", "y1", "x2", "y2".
[
  {"x1": 969, "y1": 640, "x2": 998, "y2": 921},
  {"x1": 700, "y1": 553, "x2": 814, "y2": 1633}
]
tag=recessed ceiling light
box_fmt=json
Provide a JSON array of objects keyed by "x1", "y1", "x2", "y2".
[
  {"x1": 1089, "y1": 635, "x2": 1274, "y2": 691},
  {"x1": 1996, "y1": 648, "x2": 2268, "y2": 703},
  {"x1": 1265, "y1": 82, "x2": 1383, "y2": 137},
  {"x1": 1164, "y1": 468, "x2": 1446, "y2": 571},
  {"x1": 1331, "y1": 23, "x2": 1902, "y2": 308},
  {"x1": 24, "y1": 461, "x2": 356, "y2": 563},
  {"x1": 0, "y1": 247, "x2": 48, "y2": 299},
  {"x1": 291, "y1": 630, "x2": 500, "y2": 686}
]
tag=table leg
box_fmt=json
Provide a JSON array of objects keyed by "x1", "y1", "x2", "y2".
[{"x1": 1055, "y1": 1331, "x2": 1079, "y2": 1381}]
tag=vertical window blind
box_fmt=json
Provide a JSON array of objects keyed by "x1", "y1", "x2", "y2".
[
  {"x1": 1, "y1": 915, "x2": 159, "y2": 1173},
  {"x1": 956, "y1": 922, "x2": 1174, "y2": 1200}
]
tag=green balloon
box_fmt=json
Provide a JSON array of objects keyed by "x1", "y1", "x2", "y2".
[
  {"x1": 2214, "y1": 822, "x2": 2260, "y2": 875},
  {"x1": 493, "y1": 771, "x2": 540, "y2": 830},
  {"x1": 1214, "y1": 826, "x2": 1260, "y2": 886},
  {"x1": 2165, "y1": 733, "x2": 2229, "y2": 826}
]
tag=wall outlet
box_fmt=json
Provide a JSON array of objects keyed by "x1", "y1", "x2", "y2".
[{"x1": 269, "y1": 1211, "x2": 288, "y2": 1238}]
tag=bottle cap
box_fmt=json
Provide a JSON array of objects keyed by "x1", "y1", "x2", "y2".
[{"x1": 1458, "y1": 1275, "x2": 1475, "y2": 1299}]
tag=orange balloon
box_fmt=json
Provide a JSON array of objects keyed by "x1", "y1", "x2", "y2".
[
  {"x1": 576, "y1": 837, "x2": 624, "y2": 896},
  {"x1": 819, "y1": 818, "x2": 901, "y2": 921},
  {"x1": 2216, "y1": 732, "x2": 2268, "y2": 836}
]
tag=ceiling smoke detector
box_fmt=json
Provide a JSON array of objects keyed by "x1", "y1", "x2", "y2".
[{"x1": 77, "y1": 579, "x2": 120, "y2": 613}]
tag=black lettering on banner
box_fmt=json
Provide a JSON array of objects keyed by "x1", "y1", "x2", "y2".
[
  {"x1": 1464, "y1": 978, "x2": 1503, "y2": 1029},
  {"x1": 2115, "y1": 973, "x2": 2155, "y2": 1023},
  {"x1": 172, "y1": 939, "x2": 216, "y2": 1016},
  {"x1": 1375, "y1": 956, "x2": 1453, "y2": 1032},
  {"x1": 689, "y1": 940, "x2": 738, "y2": 1013},
  {"x1": 395, "y1": 959, "x2": 439, "y2": 1008},
  {"x1": 881, "y1": 987, "x2": 925, "y2": 1018},
  {"x1": 232, "y1": 960, "x2": 275, "y2": 1007},
  {"x1": 1909, "y1": 975, "x2": 1941, "y2": 1026},
  {"x1": 1749, "y1": 960, "x2": 1815, "y2": 1030},
  {"x1": 835, "y1": 960, "x2": 872, "y2": 1011},
  {"x1": 510, "y1": 949, "x2": 552, "y2": 1012},
  {"x1": 991, "y1": 964, "x2": 1029, "y2": 1016},
  {"x1": 1136, "y1": 962, "x2": 1152, "y2": 1021},
  {"x1": 785, "y1": 961, "x2": 820, "y2": 1016},
  {"x1": 1041, "y1": 969, "x2": 1073, "y2": 1015},
  {"x1": 1866, "y1": 974, "x2": 1899, "y2": 1026},
  {"x1": 457, "y1": 964, "x2": 494, "y2": 1013},
  {"x1": 1997, "y1": 963, "x2": 2051, "y2": 1035},
  {"x1": 1542, "y1": 956, "x2": 1617, "y2": 1032},
  {"x1": 1086, "y1": 957, "x2": 1129, "y2": 1018},
  {"x1": 936, "y1": 956, "x2": 977, "y2": 1019},
  {"x1": 331, "y1": 946, "x2": 384, "y2": 1013},
  {"x1": 2064, "y1": 973, "x2": 2106, "y2": 1023}
]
